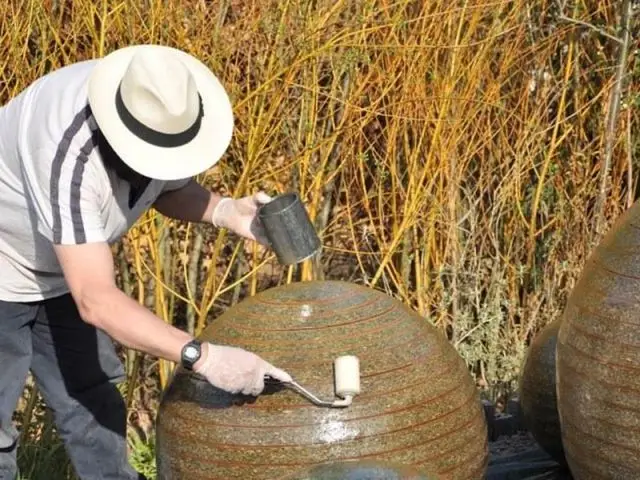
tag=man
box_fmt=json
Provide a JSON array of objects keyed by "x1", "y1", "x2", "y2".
[{"x1": 0, "y1": 44, "x2": 292, "y2": 479}]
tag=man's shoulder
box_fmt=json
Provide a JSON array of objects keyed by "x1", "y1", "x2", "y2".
[
  {"x1": 35, "y1": 59, "x2": 100, "y2": 95},
  {"x1": 17, "y1": 59, "x2": 98, "y2": 136},
  {"x1": 4, "y1": 58, "x2": 99, "y2": 115},
  {"x1": 17, "y1": 60, "x2": 103, "y2": 169},
  {"x1": 12, "y1": 60, "x2": 111, "y2": 206},
  {"x1": 0, "y1": 60, "x2": 97, "y2": 152}
]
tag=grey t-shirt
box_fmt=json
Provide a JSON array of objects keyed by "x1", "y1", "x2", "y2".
[{"x1": 0, "y1": 59, "x2": 189, "y2": 301}]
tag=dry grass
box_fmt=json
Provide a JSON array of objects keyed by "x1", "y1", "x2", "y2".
[{"x1": 0, "y1": 0, "x2": 637, "y2": 477}]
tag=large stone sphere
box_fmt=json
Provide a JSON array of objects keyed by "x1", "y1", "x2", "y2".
[
  {"x1": 156, "y1": 280, "x2": 488, "y2": 479},
  {"x1": 519, "y1": 318, "x2": 566, "y2": 466},
  {"x1": 557, "y1": 201, "x2": 640, "y2": 478},
  {"x1": 284, "y1": 459, "x2": 438, "y2": 479}
]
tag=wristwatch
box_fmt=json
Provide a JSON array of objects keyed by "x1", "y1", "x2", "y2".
[{"x1": 180, "y1": 339, "x2": 202, "y2": 370}]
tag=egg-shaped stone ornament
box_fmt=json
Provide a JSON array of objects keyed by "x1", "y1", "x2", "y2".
[
  {"x1": 557, "y1": 200, "x2": 640, "y2": 479},
  {"x1": 155, "y1": 280, "x2": 488, "y2": 479},
  {"x1": 519, "y1": 318, "x2": 567, "y2": 466}
]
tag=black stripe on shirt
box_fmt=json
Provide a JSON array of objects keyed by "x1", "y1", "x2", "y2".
[
  {"x1": 69, "y1": 125, "x2": 99, "y2": 244},
  {"x1": 50, "y1": 104, "x2": 96, "y2": 244}
]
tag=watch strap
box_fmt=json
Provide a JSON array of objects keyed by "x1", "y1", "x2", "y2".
[{"x1": 180, "y1": 339, "x2": 202, "y2": 371}]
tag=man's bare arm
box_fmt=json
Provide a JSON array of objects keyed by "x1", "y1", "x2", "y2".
[{"x1": 54, "y1": 241, "x2": 208, "y2": 367}]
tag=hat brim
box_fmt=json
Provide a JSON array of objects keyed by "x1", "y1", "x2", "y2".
[{"x1": 87, "y1": 44, "x2": 234, "y2": 181}]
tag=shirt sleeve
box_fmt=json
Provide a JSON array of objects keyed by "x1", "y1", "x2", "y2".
[
  {"x1": 24, "y1": 141, "x2": 107, "y2": 246},
  {"x1": 161, "y1": 177, "x2": 193, "y2": 193}
]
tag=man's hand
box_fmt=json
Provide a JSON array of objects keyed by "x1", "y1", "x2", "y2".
[
  {"x1": 153, "y1": 181, "x2": 273, "y2": 246},
  {"x1": 211, "y1": 192, "x2": 272, "y2": 246},
  {"x1": 194, "y1": 342, "x2": 292, "y2": 396}
]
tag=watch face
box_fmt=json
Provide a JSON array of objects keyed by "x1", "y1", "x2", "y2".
[{"x1": 184, "y1": 345, "x2": 199, "y2": 360}]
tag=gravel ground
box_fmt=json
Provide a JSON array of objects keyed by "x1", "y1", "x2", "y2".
[
  {"x1": 490, "y1": 431, "x2": 541, "y2": 458},
  {"x1": 483, "y1": 396, "x2": 574, "y2": 480}
]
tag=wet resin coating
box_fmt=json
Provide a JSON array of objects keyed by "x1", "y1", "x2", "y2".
[
  {"x1": 284, "y1": 459, "x2": 439, "y2": 479},
  {"x1": 156, "y1": 280, "x2": 488, "y2": 479}
]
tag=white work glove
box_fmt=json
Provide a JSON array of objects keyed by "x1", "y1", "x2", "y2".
[
  {"x1": 194, "y1": 342, "x2": 292, "y2": 396},
  {"x1": 211, "y1": 192, "x2": 272, "y2": 246}
]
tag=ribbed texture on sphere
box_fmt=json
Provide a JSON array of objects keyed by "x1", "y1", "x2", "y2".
[
  {"x1": 519, "y1": 318, "x2": 566, "y2": 466},
  {"x1": 156, "y1": 281, "x2": 488, "y2": 480},
  {"x1": 557, "y1": 202, "x2": 640, "y2": 479}
]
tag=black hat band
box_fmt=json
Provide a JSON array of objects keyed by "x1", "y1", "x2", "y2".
[{"x1": 114, "y1": 83, "x2": 204, "y2": 148}]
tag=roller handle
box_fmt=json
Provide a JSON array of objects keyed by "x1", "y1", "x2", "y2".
[{"x1": 263, "y1": 355, "x2": 361, "y2": 408}]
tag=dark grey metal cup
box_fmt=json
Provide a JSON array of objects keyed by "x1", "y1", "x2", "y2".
[{"x1": 258, "y1": 192, "x2": 321, "y2": 265}]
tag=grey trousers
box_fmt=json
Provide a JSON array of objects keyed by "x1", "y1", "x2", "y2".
[{"x1": 0, "y1": 293, "x2": 144, "y2": 479}]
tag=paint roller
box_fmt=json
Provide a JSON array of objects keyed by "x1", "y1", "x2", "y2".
[{"x1": 266, "y1": 355, "x2": 361, "y2": 408}]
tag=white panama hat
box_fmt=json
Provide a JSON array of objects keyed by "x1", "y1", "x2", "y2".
[{"x1": 87, "y1": 44, "x2": 234, "y2": 181}]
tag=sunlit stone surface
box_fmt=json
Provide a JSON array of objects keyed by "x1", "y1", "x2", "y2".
[
  {"x1": 284, "y1": 459, "x2": 439, "y2": 479},
  {"x1": 156, "y1": 280, "x2": 488, "y2": 479},
  {"x1": 557, "y1": 201, "x2": 640, "y2": 478}
]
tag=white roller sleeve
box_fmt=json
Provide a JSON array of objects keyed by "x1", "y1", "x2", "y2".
[{"x1": 334, "y1": 355, "x2": 361, "y2": 397}]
